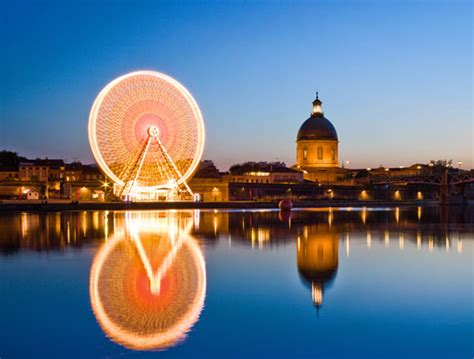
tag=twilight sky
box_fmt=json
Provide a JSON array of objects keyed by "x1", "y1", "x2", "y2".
[{"x1": 1, "y1": 0, "x2": 472, "y2": 170}]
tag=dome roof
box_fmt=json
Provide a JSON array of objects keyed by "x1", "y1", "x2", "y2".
[
  {"x1": 297, "y1": 93, "x2": 338, "y2": 141},
  {"x1": 298, "y1": 268, "x2": 338, "y2": 287},
  {"x1": 297, "y1": 116, "x2": 338, "y2": 141}
]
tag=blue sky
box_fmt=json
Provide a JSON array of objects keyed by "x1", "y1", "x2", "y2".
[{"x1": 1, "y1": 0, "x2": 472, "y2": 170}]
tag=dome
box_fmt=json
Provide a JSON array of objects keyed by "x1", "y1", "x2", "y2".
[
  {"x1": 298, "y1": 267, "x2": 338, "y2": 285},
  {"x1": 296, "y1": 93, "x2": 338, "y2": 141},
  {"x1": 297, "y1": 116, "x2": 338, "y2": 141}
]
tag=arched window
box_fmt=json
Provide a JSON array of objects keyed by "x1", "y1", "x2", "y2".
[
  {"x1": 303, "y1": 147, "x2": 307, "y2": 161},
  {"x1": 331, "y1": 146, "x2": 336, "y2": 161},
  {"x1": 317, "y1": 147, "x2": 323, "y2": 160}
]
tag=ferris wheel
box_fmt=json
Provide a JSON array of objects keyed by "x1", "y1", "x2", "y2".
[{"x1": 88, "y1": 71, "x2": 205, "y2": 200}]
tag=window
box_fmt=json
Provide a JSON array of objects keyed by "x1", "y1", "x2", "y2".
[
  {"x1": 331, "y1": 147, "x2": 336, "y2": 161},
  {"x1": 303, "y1": 147, "x2": 307, "y2": 161},
  {"x1": 317, "y1": 147, "x2": 323, "y2": 160}
]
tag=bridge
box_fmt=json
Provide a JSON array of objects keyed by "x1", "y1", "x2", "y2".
[{"x1": 370, "y1": 170, "x2": 474, "y2": 204}]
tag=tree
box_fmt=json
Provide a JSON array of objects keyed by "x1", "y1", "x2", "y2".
[{"x1": 0, "y1": 150, "x2": 27, "y2": 167}]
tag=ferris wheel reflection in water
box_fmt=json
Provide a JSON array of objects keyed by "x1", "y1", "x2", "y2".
[{"x1": 89, "y1": 211, "x2": 206, "y2": 351}]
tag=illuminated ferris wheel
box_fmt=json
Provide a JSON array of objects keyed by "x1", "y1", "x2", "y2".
[{"x1": 88, "y1": 71, "x2": 205, "y2": 200}]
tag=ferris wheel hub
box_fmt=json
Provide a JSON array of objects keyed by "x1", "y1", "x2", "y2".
[{"x1": 147, "y1": 126, "x2": 160, "y2": 138}]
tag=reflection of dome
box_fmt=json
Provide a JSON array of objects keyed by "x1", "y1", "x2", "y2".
[
  {"x1": 297, "y1": 230, "x2": 339, "y2": 308},
  {"x1": 90, "y1": 212, "x2": 206, "y2": 351},
  {"x1": 297, "y1": 95, "x2": 338, "y2": 141}
]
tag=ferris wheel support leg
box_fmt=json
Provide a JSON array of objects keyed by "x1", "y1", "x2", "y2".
[
  {"x1": 154, "y1": 137, "x2": 194, "y2": 197},
  {"x1": 130, "y1": 230, "x2": 159, "y2": 293},
  {"x1": 126, "y1": 136, "x2": 153, "y2": 197},
  {"x1": 130, "y1": 226, "x2": 191, "y2": 295},
  {"x1": 119, "y1": 135, "x2": 152, "y2": 199}
]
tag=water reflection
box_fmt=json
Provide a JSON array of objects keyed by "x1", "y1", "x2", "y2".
[
  {"x1": 1, "y1": 206, "x2": 472, "y2": 357},
  {"x1": 297, "y1": 225, "x2": 338, "y2": 309},
  {"x1": 1, "y1": 206, "x2": 472, "y2": 316},
  {"x1": 89, "y1": 211, "x2": 206, "y2": 350}
]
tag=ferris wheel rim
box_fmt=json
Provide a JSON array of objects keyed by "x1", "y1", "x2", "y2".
[{"x1": 88, "y1": 70, "x2": 205, "y2": 190}]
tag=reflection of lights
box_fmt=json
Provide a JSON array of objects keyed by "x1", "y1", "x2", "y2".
[
  {"x1": 93, "y1": 211, "x2": 99, "y2": 231},
  {"x1": 395, "y1": 207, "x2": 400, "y2": 223},
  {"x1": 399, "y1": 233, "x2": 404, "y2": 250},
  {"x1": 456, "y1": 239, "x2": 462, "y2": 253},
  {"x1": 21, "y1": 212, "x2": 28, "y2": 238},
  {"x1": 416, "y1": 232, "x2": 421, "y2": 249},
  {"x1": 213, "y1": 215, "x2": 218, "y2": 235},
  {"x1": 384, "y1": 231, "x2": 390, "y2": 247},
  {"x1": 312, "y1": 282, "x2": 323, "y2": 307},
  {"x1": 345, "y1": 233, "x2": 350, "y2": 257},
  {"x1": 90, "y1": 211, "x2": 205, "y2": 351},
  {"x1": 367, "y1": 232, "x2": 372, "y2": 248},
  {"x1": 193, "y1": 210, "x2": 200, "y2": 231},
  {"x1": 250, "y1": 227, "x2": 270, "y2": 249},
  {"x1": 67, "y1": 221, "x2": 71, "y2": 244},
  {"x1": 428, "y1": 236, "x2": 434, "y2": 252},
  {"x1": 361, "y1": 207, "x2": 367, "y2": 224},
  {"x1": 417, "y1": 207, "x2": 422, "y2": 221},
  {"x1": 82, "y1": 211, "x2": 87, "y2": 237},
  {"x1": 55, "y1": 213, "x2": 61, "y2": 235},
  {"x1": 104, "y1": 211, "x2": 109, "y2": 241},
  {"x1": 445, "y1": 237, "x2": 450, "y2": 252},
  {"x1": 416, "y1": 191, "x2": 423, "y2": 200}
]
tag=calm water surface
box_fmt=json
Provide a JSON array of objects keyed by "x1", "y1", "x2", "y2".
[{"x1": 1, "y1": 206, "x2": 473, "y2": 358}]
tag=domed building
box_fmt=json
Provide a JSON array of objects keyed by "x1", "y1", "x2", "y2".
[{"x1": 294, "y1": 94, "x2": 347, "y2": 183}]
